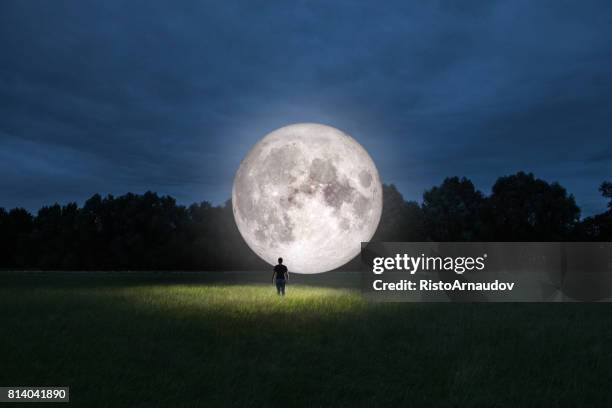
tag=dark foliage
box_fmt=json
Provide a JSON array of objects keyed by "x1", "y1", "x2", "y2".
[
  {"x1": 574, "y1": 182, "x2": 612, "y2": 241},
  {"x1": 0, "y1": 173, "x2": 609, "y2": 270},
  {"x1": 372, "y1": 184, "x2": 425, "y2": 242},
  {"x1": 482, "y1": 172, "x2": 580, "y2": 241},
  {"x1": 422, "y1": 177, "x2": 485, "y2": 241},
  {"x1": 0, "y1": 192, "x2": 266, "y2": 271},
  {"x1": 601, "y1": 181, "x2": 612, "y2": 210}
]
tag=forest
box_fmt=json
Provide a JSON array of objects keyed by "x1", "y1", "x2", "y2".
[{"x1": 1, "y1": 171, "x2": 611, "y2": 270}]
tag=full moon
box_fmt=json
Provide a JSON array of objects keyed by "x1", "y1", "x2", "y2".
[{"x1": 232, "y1": 123, "x2": 383, "y2": 273}]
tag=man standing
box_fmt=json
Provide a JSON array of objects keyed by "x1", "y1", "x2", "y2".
[{"x1": 272, "y1": 257, "x2": 289, "y2": 296}]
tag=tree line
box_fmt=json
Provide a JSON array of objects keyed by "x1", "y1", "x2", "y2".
[{"x1": 1, "y1": 171, "x2": 610, "y2": 270}]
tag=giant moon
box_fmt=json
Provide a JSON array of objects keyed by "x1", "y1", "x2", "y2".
[{"x1": 232, "y1": 123, "x2": 383, "y2": 273}]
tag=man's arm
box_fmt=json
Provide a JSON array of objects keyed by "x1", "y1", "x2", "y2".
[
  {"x1": 285, "y1": 268, "x2": 289, "y2": 282},
  {"x1": 272, "y1": 268, "x2": 276, "y2": 282}
]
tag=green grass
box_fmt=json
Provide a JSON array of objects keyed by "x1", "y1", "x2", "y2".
[{"x1": 1, "y1": 273, "x2": 612, "y2": 407}]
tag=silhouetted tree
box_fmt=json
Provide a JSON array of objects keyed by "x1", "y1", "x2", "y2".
[
  {"x1": 483, "y1": 172, "x2": 580, "y2": 241},
  {"x1": 0, "y1": 173, "x2": 607, "y2": 271},
  {"x1": 575, "y1": 181, "x2": 612, "y2": 241},
  {"x1": 422, "y1": 177, "x2": 485, "y2": 241},
  {"x1": 372, "y1": 184, "x2": 426, "y2": 241},
  {"x1": 601, "y1": 181, "x2": 612, "y2": 210},
  {"x1": 1, "y1": 208, "x2": 34, "y2": 267},
  {"x1": 0, "y1": 208, "x2": 8, "y2": 267}
]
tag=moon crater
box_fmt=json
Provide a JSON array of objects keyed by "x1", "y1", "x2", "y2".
[{"x1": 232, "y1": 123, "x2": 382, "y2": 273}]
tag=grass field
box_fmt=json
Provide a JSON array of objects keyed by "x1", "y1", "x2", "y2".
[{"x1": 1, "y1": 272, "x2": 612, "y2": 407}]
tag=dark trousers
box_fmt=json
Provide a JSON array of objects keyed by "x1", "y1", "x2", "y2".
[{"x1": 275, "y1": 278, "x2": 286, "y2": 296}]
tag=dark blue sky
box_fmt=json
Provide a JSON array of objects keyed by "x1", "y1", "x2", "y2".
[{"x1": 1, "y1": 1, "x2": 611, "y2": 216}]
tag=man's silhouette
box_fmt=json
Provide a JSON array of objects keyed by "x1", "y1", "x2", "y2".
[{"x1": 272, "y1": 257, "x2": 289, "y2": 296}]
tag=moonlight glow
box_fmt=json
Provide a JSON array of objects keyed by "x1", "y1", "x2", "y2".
[{"x1": 232, "y1": 123, "x2": 383, "y2": 274}]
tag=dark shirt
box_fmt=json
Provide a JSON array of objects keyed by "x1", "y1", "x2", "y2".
[{"x1": 274, "y1": 264, "x2": 288, "y2": 280}]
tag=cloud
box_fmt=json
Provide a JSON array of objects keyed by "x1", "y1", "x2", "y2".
[{"x1": 0, "y1": 0, "x2": 611, "y2": 215}]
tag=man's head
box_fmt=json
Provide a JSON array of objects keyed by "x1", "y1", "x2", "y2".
[{"x1": 278, "y1": 257, "x2": 283, "y2": 264}]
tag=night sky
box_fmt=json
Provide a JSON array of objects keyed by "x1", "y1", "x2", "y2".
[{"x1": 1, "y1": 1, "x2": 611, "y2": 216}]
